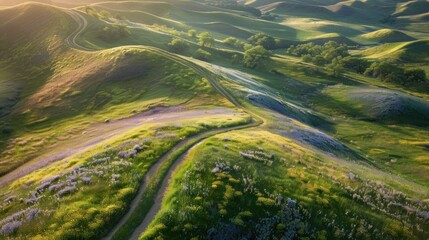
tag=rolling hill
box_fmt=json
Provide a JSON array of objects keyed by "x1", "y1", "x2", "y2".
[
  {"x1": 361, "y1": 29, "x2": 415, "y2": 43},
  {"x1": 0, "y1": 1, "x2": 429, "y2": 240},
  {"x1": 360, "y1": 39, "x2": 429, "y2": 62}
]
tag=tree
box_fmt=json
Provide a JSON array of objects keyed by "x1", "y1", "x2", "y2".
[
  {"x1": 188, "y1": 29, "x2": 197, "y2": 38},
  {"x1": 286, "y1": 41, "x2": 349, "y2": 64},
  {"x1": 198, "y1": 32, "x2": 215, "y2": 48},
  {"x1": 168, "y1": 38, "x2": 189, "y2": 54},
  {"x1": 340, "y1": 57, "x2": 371, "y2": 74},
  {"x1": 97, "y1": 24, "x2": 130, "y2": 43},
  {"x1": 302, "y1": 54, "x2": 312, "y2": 63},
  {"x1": 222, "y1": 37, "x2": 245, "y2": 50},
  {"x1": 405, "y1": 69, "x2": 427, "y2": 83},
  {"x1": 364, "y1": 61, "x2": 406, "y2": 84},
  {"x1": 243, "y1": 46, "x2": 271, "y2": 68},
  {"x1": 327, "y1": 57, "x2": 344, "y2": 77},
  {"x1": 194, "y1": 49, "x2": 212, "y2": 62},
  {"x1": 248, "y1": 33, "x2": 276, "y2": 49},
  {"x1": 312, "y1": 55, "x2": 326, "y2": 66}
]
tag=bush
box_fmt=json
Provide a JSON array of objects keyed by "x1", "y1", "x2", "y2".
[
  {"x1": 248, "y1": 33, "x2": 276, "y2": 50},
  {"x1": 243, "y1": 46, "x2": 271, "y2": 69},
  {"x1": 405, "y1": 69, "x2": 427, "y2": 83},
  {"x1": 188, "y1": 29, "x2": 197, "y2": 38},
  {"x1": 97, "y1": 24, "x2": 130, "y2": 43},
  {"x1": 198, "y1": 32, "x2": 215, "y2": 48},
  {"x1": 222, "y1": 37, "x2": 245, "y2": 50},
  {"x1": 287, "y1": 41, "x2": 348, "y2": 61},
  {"x1": 340, "y1": 57, "x2": 371, "y2": 74},
  {"x1": 364, "y1": 61, "x2": 409, "y2": 84},
  {"x1": 194, "y1": 49, "x2": 212, "y2": 62},
  {"x1": 168, "y1": 38, "x2": 189, "y2": 54},
  {"x1": 2, "y1": 127, "x2": 12, "y2": 134}
]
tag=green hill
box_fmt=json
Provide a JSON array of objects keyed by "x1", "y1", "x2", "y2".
[
  {"x1": 306, "y1": 33, "x2": 357, "y2": 45},
  {"x1": 0, "y1": 3, "x2": 230, "y2": 176},
  {"x1": 394, "y1": 0, "x2": 429, "y2": 17},
  {"x1": 191, "y1": 22, "x2": 254, "y2": 39},
  {"x1": 260, "y1": 2, "x2": 332, "y2": 16},
  {"x1": 1, "y1": 1, "x2": 429, "y2": 240},
  {"x1": 361, "y1": 29, "x2": 415, "y2": 43},
  {"x1": 360, "y1": 39, "x2": 429, "y2": 62}
]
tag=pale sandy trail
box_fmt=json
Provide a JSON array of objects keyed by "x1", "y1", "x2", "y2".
[
  {"x1": 128, "y1": 141, "x2": 202, "y2": 240},
  {"x1": 0, "y1": 107, "x2": 239, "y2": 188}
]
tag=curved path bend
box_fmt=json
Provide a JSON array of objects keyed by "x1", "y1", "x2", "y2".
[
  {"x1": 64, "y1": 9, "x2": 92, "y2": 51},
  {"x1": 61, "y1": 8, "x2": 265, "y2": 240},
  {"x1": 48, "y1": 8, "x2": 429, "y2": 240}
]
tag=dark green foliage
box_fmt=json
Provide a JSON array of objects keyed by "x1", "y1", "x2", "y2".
[
  {"x1": 194, "y1": 49, "x2": 212, "y2": 62},
  {"x1": 248, "y1": 33, "x2": 276, "y2": 50},
  {"x1": 312, "y1": 55, "x2": 327, "y2": 66},
  {"x1": 243, "y1": 46, "x2": 271, "y2": 69},
  {"x1": 97, "y1": 24, "x2": 130, "y2": 43},
  {"x1": 363, "y1": 61, "x2": 426, "y2": 85},
  {"x1": 287, "y1": 41, "x2": 349, "y2": 68},
  {"x1": 365, "y1": 61, "x2": 405, "y2": 83},
  {"x1": 188, "y1": 29, "x2": 197, "y2": 38},
  {"x1": 326, "y1": 57, "x2": 345, "y2": 77},
  {"x1": 168, "y1": 38, "x2": 189, "y2": 54},
  {"x1": 198, "y1": 32, "x2": 215, "y2": 48},
  {"x1": 340, "y1": 57, "x2": 371, "y2": 74},
  {"x1": 405, "y1": 69, "x2": 427, "y2": 83},
  {"x1": 2, "y1": 127, "x2": 12, "y2": 134},
  {"x1": 222, "y1": 37, "x2": 246, "y2": 50}
]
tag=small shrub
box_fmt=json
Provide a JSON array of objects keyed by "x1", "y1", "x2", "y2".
[
  {"x1": 168, "y1": 38, "x2": 189, "y2": 54},
  {"x1": 194, "y1": 49, "x2": 212, "y2": 62}
]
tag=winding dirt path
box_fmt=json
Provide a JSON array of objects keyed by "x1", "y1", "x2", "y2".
[
  {"x1": 60, "y1": 9, "x2": 265, "y2": 240},
  {"x1": 64, "y1": 9, "x2": 92, "y2": 51},
  {"x1": 103, "y1": 120, "x2": 257, "y2": 240},
  {"x1": 0, "y1": 108, "x2": 238, "y2": 188},
  {"x1": 128, "y1": 141, "x2": 202, "y2": 240}
]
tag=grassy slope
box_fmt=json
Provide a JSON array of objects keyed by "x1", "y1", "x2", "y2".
[
  {"x1": 0, "y1": 2, "x2": 251, "y2": 239},
  {"x1": 142, "y1": 130, "x2": 428, "y2": 239},
  {"x1": 0, "y1": 3, "x2": 233, "y2": 176},
  {"x1": 0, "y1": 115, "x2": 250, "y2": 239},
  {"x1": 359, "y1": 39, "x2": 429, "y2": 62},
  {"x1": 0, "y1": 1, "x2": 428, "y2": 239},
  {"x1": 361, "y1": 29, "x2": 415, "y2": 43}
]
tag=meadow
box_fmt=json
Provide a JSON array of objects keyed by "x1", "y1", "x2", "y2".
[{"x1": 0, "y1": 0, "x2": 428, "y2": 239}]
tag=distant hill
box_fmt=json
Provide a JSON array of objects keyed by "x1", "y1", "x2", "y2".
[
  {"x1": 360, "y1": 39, "x2": 429, "y2": 62},
  {"x1": 361, "y1": 29, "x2": 415, "y2": 43},
  {"x1": 306, "y1": 33, "x2": 358, "y2": 45},
  {"x1": 393, "y1": 0, "x2": 429, "y2": 17}
]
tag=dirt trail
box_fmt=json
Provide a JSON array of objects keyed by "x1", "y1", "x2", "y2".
[
  {"x1": 103, "y1": 121, "x2": 256, "y2": 240},
  {"x1": 60, "y1": 10, "x2": 265, "y2": 240},
  {"x1": 0, "y1": 107, "x2": 238, "y2": 188},
  {"x1": 63, "y1": 9, "x2": 92, "y2": 51},
  {"x1": 128, "y1": 141, "x2": 202, "y2": 240}
]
